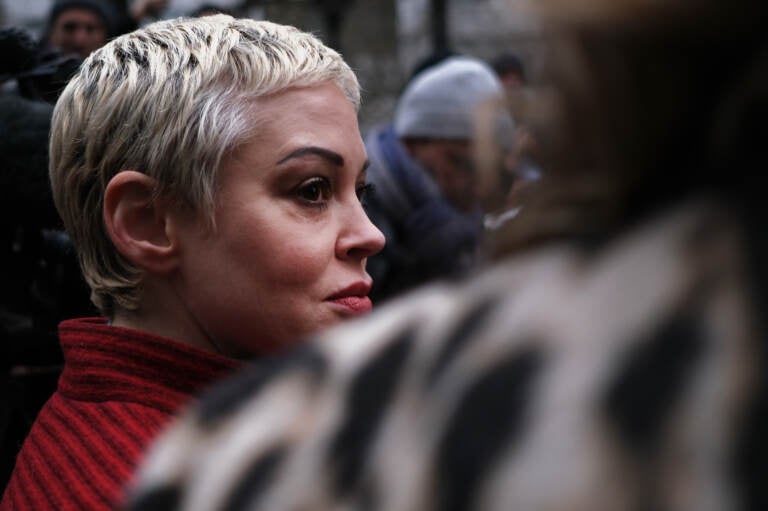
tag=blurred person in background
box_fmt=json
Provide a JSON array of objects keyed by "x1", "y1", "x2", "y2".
[
  {"x1": 365, "y1": 55, "x2": 512, "y2": 303},
  {"x1": 125, "y1": 0, "x2": 767, "y2": 510},
  {"x1": 42, "y1": 0, "x2": 168, "y2": 59},
  {"x1": 1, "y1": 15, "x2": 383, "y2": 511},
  {"x1": 42, "y1": 0, "x2": 119, "y2": 58},
  {"x1": 0, "y1": 25, "x2": 82, "y2": 103},
  {"x1": 0, "y1": 26, "x2": 92, "y2": 492},
  {"x1": 491, "y1": 51, "x2": 526, "y2": 92},
  {"x1": 483, "y1": 51, "x2": 543, "y2": 231}
]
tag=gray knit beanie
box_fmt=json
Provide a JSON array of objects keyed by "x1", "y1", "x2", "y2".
[{"x1": 394, "y1": 56, "x2": 508, "y2": 140}]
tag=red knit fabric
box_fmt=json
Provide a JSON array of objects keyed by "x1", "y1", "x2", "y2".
[{"x1": 0, "y1": 318, "x2": 241, "y2": 510}]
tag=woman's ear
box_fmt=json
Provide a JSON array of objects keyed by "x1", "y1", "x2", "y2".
[{"x1": 103, "y1": 170, "x2": 179, "y2": 274}]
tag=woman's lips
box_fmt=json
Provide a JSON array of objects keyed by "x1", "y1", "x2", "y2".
[
  {"x1": 328, "y1": 295, "x2": 372, "y2": 315},
  {"x1": 325, "y1": 281, "x2": 373, "y2": 315}
]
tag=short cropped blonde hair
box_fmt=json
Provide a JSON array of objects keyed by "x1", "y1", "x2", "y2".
[{"x1": 50, "y1": 15, "x2": 360, "y2": 316}]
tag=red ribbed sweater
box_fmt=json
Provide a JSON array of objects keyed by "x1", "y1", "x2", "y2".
[{"x1": 0, "y1": 318, "x2": 241, "y2": 510}]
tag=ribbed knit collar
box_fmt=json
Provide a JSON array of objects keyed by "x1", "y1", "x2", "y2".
[{"x1": 57, "y1": 317, "x2": 243, "y2": 412}]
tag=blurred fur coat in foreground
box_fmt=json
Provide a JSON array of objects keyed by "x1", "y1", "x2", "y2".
[{"x1": 127, "y1": 199, "x2": 762, "y2": 511}]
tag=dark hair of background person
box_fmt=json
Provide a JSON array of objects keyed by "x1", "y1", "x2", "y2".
[{"x1": 491, "y1": 51, "x2": 526, "y2": 85}]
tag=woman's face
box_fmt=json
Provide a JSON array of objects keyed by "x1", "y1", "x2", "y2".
[{"x1": 172, "y1": 82, "x2": 385, "y2": 357}]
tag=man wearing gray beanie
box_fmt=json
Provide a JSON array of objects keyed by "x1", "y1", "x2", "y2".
[{"x1": 365, "y1": 55, "x2": 512, "y2": 302}]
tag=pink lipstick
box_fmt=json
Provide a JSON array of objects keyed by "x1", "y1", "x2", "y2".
[{"x1": 326, "y1": 282, "x2": 373, "y2": 315}]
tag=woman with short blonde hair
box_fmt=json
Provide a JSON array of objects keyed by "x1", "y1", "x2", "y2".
[{"x1": 2, "y1": 15, "x2": 383, "y2": 510}]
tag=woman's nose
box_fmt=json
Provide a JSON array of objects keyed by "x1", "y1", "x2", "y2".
[{"x1": 337, "y1": 202, "x2": 385, "y2": 260}]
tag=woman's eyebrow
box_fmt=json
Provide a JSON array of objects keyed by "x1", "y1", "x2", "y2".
[{"x1": 277, "y1": 146, "x2": 344, "y2": 166}]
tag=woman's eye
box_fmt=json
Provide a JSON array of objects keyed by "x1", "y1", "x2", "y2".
[
  {"x1": 296, "y1": 177, "x2": 332, "y2": 205},
  {"x1": 356, "y1": 183, "x2": 375, "y2": 204}
]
